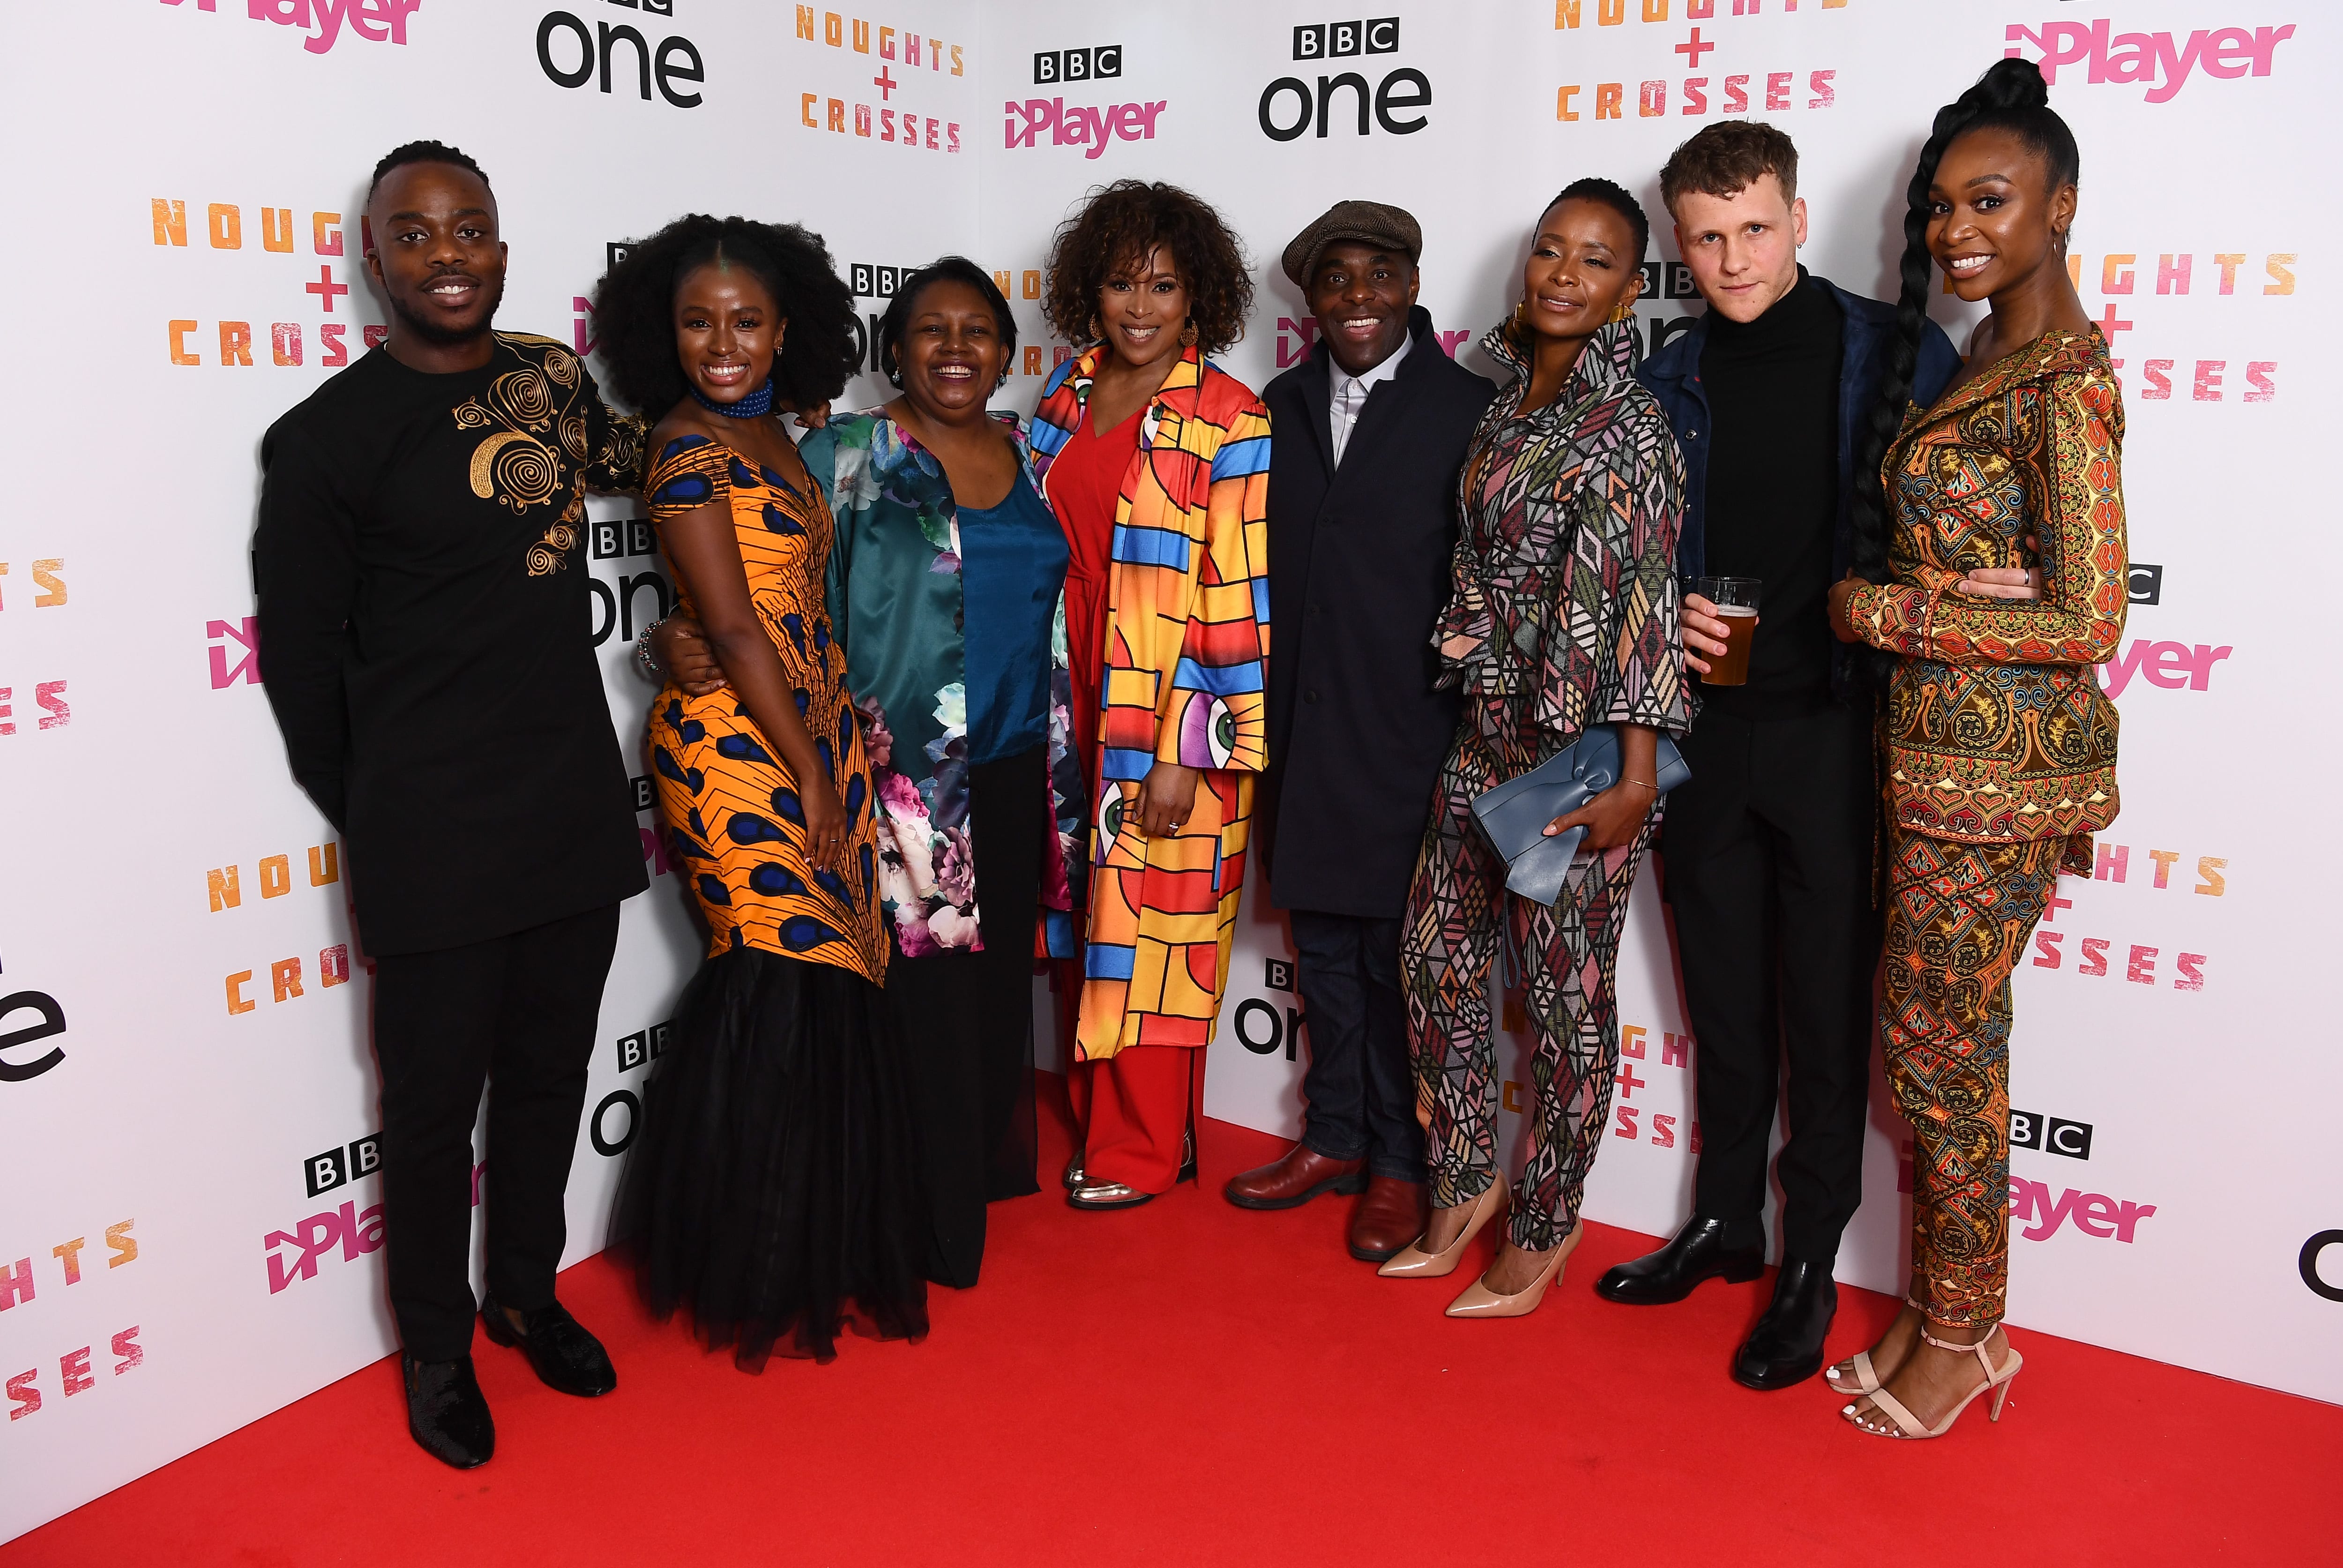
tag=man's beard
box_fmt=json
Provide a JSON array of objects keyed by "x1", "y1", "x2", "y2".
[{"x1": 389, "y1": 271, "x2": 506, "y2": 345}]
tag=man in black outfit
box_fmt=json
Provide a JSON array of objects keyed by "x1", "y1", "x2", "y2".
[
  {"x1": 1605, "y1": 124, "x2": 2026, "y2": 1388},
  {"x1": 255, "y1": 143, "x2": 647, "y2": 1467},
  {"x1": 1224, "y1": 203, "x2": 1495, "y2": 1263}
]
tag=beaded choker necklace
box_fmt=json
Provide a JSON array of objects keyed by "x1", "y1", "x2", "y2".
[{"x1": 691, "y1": 377, "x2": 776, "y2": 419}]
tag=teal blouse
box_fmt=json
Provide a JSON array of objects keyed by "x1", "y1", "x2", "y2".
[
  {"x1": 958, "y1": 473, "x2": 1069, "y2": 765},
  {"x1": 803, "y1": 410, "x2": 1085, "y2": 960}
]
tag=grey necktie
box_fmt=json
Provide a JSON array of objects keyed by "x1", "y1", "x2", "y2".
[{"x1": 1331, "y1": 376, "x2": 1367, "y2": 465}]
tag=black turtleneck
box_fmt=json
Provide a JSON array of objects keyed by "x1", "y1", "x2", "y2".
[{"x1": 1696, "y1": 269, "x2": 1843, "y2": 717}]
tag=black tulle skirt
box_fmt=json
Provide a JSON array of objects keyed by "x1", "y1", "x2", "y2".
[{"x1": 612, "y1": 947, "x2": 929, "y2": 1369}]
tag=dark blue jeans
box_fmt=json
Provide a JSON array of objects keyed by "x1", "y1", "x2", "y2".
[{"x1": 1290, "y1": 910, "x2": 1424, "y2": 1182}]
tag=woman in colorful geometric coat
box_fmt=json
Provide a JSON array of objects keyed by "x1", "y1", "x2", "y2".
[
  {"x1": 1028, "y1": 181, "x2": 1273, "y2": 1210},
  {"x1": 1388, "y1": 179, "x2": 1692, "y2": 1318},
  {"x1": 1829, "y1": 60, "x2": 2123, "y2": 1442}
]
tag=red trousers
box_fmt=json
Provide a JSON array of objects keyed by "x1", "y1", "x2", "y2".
[{"x1": 1067, "y1": 1045, "x2": 1201, "y2": 1194}]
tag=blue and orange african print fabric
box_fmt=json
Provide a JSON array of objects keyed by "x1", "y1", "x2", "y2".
[
  {"x1": 643, "y1": 436, "x2": 888, "y2": 985},
  {"x1": 1030, "y1": 345, "x2": 1272, "y2": 1061}
]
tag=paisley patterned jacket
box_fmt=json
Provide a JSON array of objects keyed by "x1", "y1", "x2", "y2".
[
  {"x1": 1844, "y1": 327, "x2": 2126, "y2": 855},
  {"x1": 1436, "y1": 317, "x2": 1694, "y2": 778}
]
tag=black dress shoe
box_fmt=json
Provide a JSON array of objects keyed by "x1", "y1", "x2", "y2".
[
  {"x1": 1733, "y1": 1259, "x2": 1838, "y2": 1390},
  {"x1": 480, "y1": 1293, "x2": 618, "y2": 1397},
  {"x1": 1595, "y1": 1216, "x2": 1765, "y2": 1305},
  {"x1": 403, "y1": 1353, "x2": 494, "y2": 1469}
]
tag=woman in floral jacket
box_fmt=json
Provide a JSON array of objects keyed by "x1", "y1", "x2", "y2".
[{"x1": 804, "y1": 259, "x2": 1087, "y2": 1288}]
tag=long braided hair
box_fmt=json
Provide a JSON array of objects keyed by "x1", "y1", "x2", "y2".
[{"x1": 1851, "y1": 58, "x2": 2081, "y2": 591}]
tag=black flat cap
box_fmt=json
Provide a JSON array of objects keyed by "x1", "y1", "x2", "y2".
[{"x1": 1280, "y1": 201, "x2": 1423, "y2": 290}]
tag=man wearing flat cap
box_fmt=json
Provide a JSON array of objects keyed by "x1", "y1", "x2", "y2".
[{"x1": 1224, "y1": 202, "x2": 1497, "y2": 1262}]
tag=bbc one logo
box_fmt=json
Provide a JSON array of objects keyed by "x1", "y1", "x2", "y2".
[
  {"x1": 2004, "y1": 21, "x2": 2294, "y2": 104},
  {"x1": 537, "y1": 1, "x2": 706, "y2": 109},
  {"x1": 1260, "y1": 17, "x2": 1431, "y2": 142}
]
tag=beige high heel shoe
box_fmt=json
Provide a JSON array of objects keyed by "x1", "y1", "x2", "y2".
[
  {"x1": 1844, "y1": 1324, "x2": 2022, "y2": 1439},
  {"x1": 1377, "y1": 1175, "x2": 1509, "y2": 1278},
  {"x1": 1825, "y1": 1296, "x2": 1927, "y2": 1397},
  {"x1": 1444, "y1": 1218, "x2": 1585, "y2": 1318}
]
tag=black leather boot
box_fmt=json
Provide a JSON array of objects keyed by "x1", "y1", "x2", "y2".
[
  {"x1": 403, "y1": 1353, "x2": 494, "y2": 1469},
  {"x1": 480, "y1": 1293, "x2": 617, "y2": 1397},
  {"x1": 1595, "y1": 1216, "x2": 1765, "y2": 1305},
  {"x1": 1732, "y1": 1259, "x2": 1838, "y2": 1390}
]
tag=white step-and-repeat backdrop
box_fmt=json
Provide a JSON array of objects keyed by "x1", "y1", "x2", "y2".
[{"x1": 1, "y1": 0, "x2": 2334, "y2": 1541}]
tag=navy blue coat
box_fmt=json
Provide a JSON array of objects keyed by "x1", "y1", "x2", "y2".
[{"x1": 1635, "y1": 273, "x2": 1959, "y2": 694}]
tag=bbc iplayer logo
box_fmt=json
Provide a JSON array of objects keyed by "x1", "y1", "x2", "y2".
[{"x1": 2010, "y1": 1110, "x2": 2092, "y2": 1160}]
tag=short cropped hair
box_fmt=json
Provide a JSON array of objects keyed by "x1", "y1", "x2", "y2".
[
  {"x1": 1659, "y1": 121, "x2": 1798, "y2": 215},
  {"x1": 1545, "y1": 177, "x2": 1651, "y2": 269},
  {"x1": 369, "y1": 140, "x2": 490, "y2": 199},
  {"x1": 878, "y1": 257, "x2": 1018, "y2": 388}
]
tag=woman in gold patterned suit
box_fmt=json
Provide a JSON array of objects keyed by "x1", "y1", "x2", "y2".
[
  {"x1": 1827, "y1": 60, "x2": 2124, "y2": 1439},
  {"x1": 598, "y1": 216, "x2": 927, "y2": 1367}
]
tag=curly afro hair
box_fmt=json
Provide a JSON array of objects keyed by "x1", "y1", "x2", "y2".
[
  {"x1": 591, "y1": 214, "x2": 858, "y2": 419},
  {"x1": 1043, "y1": 181, "x2": 1254, "y2": 357}
]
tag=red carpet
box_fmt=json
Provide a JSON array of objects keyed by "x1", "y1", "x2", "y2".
[{"x1": 6, "y1": 1085, "x2": 2333, "y2": 1567}]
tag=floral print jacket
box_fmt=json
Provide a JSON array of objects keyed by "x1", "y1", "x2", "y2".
[{"x1": 803, "y1": 410, "x2": 1087, "y2": 959}]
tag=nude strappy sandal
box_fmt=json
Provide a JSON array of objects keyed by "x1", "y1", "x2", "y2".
[
  {"x1": 1825, "y1": 1296, "x2": 1926, "y2": 1396},
  {"x1": 1843, "y1": 1324, "x2": 2022, "y2": 1439}
]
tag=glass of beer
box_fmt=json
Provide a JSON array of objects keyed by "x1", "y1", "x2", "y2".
[{"x1": 1694, "y1": 576, "x2": 1760, "y2": 686}]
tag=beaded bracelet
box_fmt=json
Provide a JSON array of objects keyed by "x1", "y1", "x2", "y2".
[{"x1": 633, "y1": 616, "x2": 664, "y2": 681}]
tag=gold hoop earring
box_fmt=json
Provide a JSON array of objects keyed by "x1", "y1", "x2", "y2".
[
  {"x1": 1511, "y1": 299, "x2": 1529, "y2": 332},
  {"x1": 1089, "y1": 315, "x2": 1104, "y2": 342},
  {"x1": 1179, "y1": 321, "x2": 1198, "y2": 349}
]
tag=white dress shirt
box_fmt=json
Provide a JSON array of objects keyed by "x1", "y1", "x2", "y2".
[{"x1": 1328, "y1": 331, "x2": 1412, "y2": 467}]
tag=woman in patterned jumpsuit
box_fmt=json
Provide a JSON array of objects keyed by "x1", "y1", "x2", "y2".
[
  {"x1": 1388, "y1": 180, "x2": 1692, "y2": 1317},
  {"x1": 1830, "y1": 60, "x2": 2123, "y2": 1441}
]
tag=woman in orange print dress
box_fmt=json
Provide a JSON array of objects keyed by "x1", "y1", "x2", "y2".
[{"x1": 595, "y1": 216, "x2": 925, "y2": 1367}]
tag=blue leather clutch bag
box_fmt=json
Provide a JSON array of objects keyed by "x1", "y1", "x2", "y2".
[{"x1": 1469, "y1": 724, "x2": 1690, "y2": 907}]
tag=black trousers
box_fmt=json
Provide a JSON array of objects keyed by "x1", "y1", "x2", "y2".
[
  {"x1": 372, "y1": 902, "x2": 621, "y2": 1361},
  {"x1": 1661, "y1": 700, "x2": 1876, "y2": 1263},
  {"x1": 1291, "y1": 909, "x2": 1424, "y2": 1181},
  {"x1": 886, "y1": 745, "x2": 1044, "y2": 1289}
]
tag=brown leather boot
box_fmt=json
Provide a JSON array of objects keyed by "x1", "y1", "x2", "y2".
[
  {"x1": 1349, "y1": 1175, "x2": 1431, "y2": 1262},
  {"x1": 1223, "y1": 1142, "x2": 1366, "y2": 1210}
]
